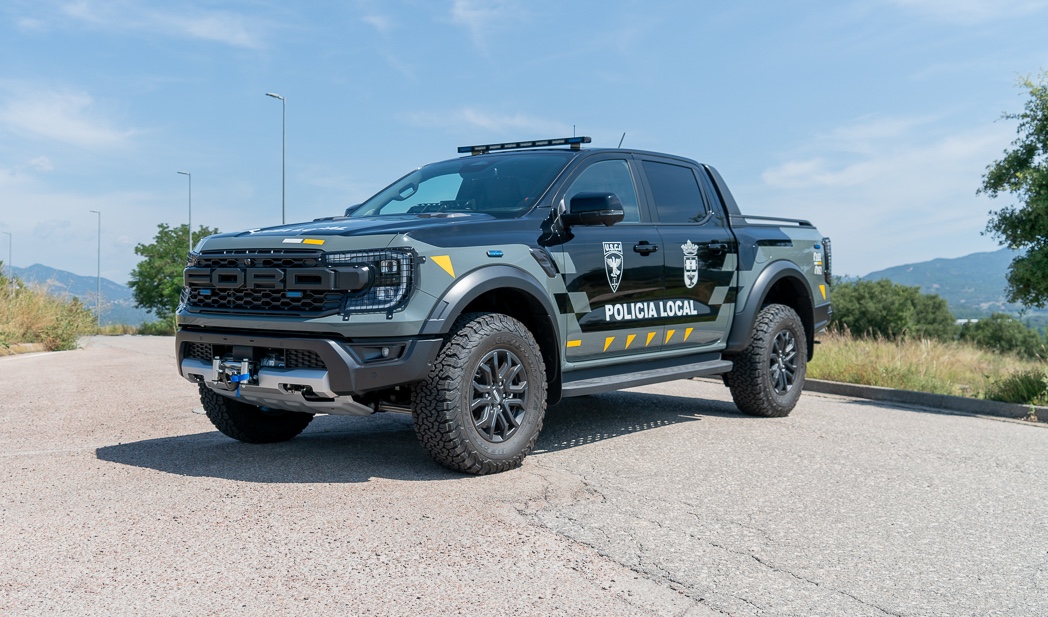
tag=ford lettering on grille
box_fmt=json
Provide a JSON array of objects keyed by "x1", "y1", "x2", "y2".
[{"x1": 184, "y1": 266, "x2": 369, "y2": 291}]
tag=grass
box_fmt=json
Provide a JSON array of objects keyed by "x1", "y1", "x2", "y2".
[
  {"x1": 0, "y1": 277, "x2": 98, "y2": 351},
  {"x1": 809, "y1": 329, "x2": 1048, "y2": 404}
]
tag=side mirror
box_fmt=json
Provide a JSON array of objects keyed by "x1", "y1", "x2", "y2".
[
  {"x1": 562, "y1": 192, "x2": 625, "y2": 227},
  {"x1": 344, "y1": 204, "x2": 362, "y2": 216}
]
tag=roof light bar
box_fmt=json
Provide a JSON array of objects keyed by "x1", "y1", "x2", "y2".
[{"x1": 458, "y1": 136, "x2": 592, "y2": 155}]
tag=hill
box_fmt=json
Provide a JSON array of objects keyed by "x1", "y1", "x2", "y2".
[
  {"x1": 862, "y1": 248, "x2": 1048, "y2": 331},
  {"x1": 10, "y1": 264, "x2": 153, "y2": 326}
]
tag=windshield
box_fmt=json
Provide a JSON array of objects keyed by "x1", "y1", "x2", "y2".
[{"x1": 351, "y1": 152, "x2": 573, "y2": 219}]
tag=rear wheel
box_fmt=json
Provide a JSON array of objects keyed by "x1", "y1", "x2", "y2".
[
  {"x1": 412, "y1": 312, "x2": 547, "y2": 474},
  {"x1": 199, "y1": 384, "x2": 314, "y2": 443},
  {"x1": 724, "y1": 304, "x2": 807, "y2": 417}
]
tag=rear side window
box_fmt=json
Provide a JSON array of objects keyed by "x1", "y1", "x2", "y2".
[{"x1": 642, "y1": 161, "x2": 708, "y2": 224}]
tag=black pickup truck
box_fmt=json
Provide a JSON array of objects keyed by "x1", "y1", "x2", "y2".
[{"x1": 176, "y1": 136, "x2": 832, "y2": 474}]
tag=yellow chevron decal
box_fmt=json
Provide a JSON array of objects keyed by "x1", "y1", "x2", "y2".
[
  {"x1": 645, "y1": 332, "x2": 656, "y2": 346},
  {"x1": 819, "y1": 284, "x2": 826, "y2": 300},
  {"x1": 684, "y1": 327, "x2": 693, "y2": 342},
  {"x1": 603, "y1": 336, "x2": 615, "y2": 352},
  {"x1": 625, "y1": 334, "x2": 636, "y2": 349},
  {"x1": 431, "y1": 255, "x2": 455, "y2": 278},
  {"x1": 566, "y1": 340, "x2": 582, "y2": 348},
  {"x1": 665, "y1": 329, "x2": 676, "y2": 344}
]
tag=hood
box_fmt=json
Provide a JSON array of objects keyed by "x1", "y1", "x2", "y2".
[{"x1": 207, "y1": 212, "x2": 501, "y2": 240}]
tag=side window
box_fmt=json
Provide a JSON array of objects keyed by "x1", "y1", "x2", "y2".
[
  {"x1": 642, "y1": 161, "x2": 709, "y2": 223},
  {"x1": 564, "y1": 160, "x2": 641, "y2": 223}
]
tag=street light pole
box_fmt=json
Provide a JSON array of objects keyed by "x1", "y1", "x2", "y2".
[
  {"x1": 2, "y1": 231, "x2": 10, "y2": 279},
  {"x1": 177, "y1": 171, "x2": 192, "y2": 256},
  {"x1": 265, "y1": 92, "x2": 286, "y2": 224},
  {"x1": 89, "y1": 210, "x2": 101, "y2": 327}
]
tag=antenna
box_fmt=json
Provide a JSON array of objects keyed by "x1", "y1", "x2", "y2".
[{"x1": 618, "y1": 132, "x2": 626, "y2": 148}]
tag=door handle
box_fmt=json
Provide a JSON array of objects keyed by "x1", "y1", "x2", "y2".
[
  {"x1": 633, "y1": 242, "x2": 659, "y2": 255},
  {"x1": 706, "y1": 242, "x2": 729, "y2": 255}
]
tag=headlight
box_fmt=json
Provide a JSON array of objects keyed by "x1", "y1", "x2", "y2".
[{"x1": 325, "y1": 248, "x2": 415, "y2": 314}]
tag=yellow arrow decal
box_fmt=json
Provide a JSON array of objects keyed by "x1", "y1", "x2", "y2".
[{"x1": 431, "y1": 255, "x2": 455, "y2": 278}]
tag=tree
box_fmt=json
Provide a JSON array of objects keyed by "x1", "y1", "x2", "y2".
[
  {"x1": 830, "y1": 279, "x2": 957, "y2": 341},
  {"x1": 980, "y1": 72, "x2": 1048, "y2": 307},
  {"x1": 959, "y1": 313, "x2": 1046, "y2": 359},
  {"x1": 128, "y1": 223, "x2": 219, "y2": 320}
]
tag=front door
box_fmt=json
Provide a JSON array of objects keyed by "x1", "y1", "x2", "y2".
[{"x1": 556, "y1": 157, "x2": 666, "y2": 362}]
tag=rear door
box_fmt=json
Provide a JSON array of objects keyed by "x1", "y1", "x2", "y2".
[
  {"x1": 636, "y1": 156, "x2": 737, "y2": 352},
  {"x1": 555, "y1": 155, "x2": 667, "y2": 362}
]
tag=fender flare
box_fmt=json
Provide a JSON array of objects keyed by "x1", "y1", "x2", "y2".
[
  {"x1": 420, "y1": 265, "x2": 561, "y2": 342},
  {"x1": 725, "y1": 260, "x2": 815, "y2": 355}
]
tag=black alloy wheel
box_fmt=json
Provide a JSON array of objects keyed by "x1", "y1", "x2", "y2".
[{"x1": 470, "y1": 349, "x2": 529, "y2": 443}]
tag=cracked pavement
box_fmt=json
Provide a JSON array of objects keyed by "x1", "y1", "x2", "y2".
[{"x1": 1, "y1": 336, "x2": 1046, "y2": 615}]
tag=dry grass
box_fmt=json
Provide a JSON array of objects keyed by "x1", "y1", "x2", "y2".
[
  {"x1": 809, "y1": 329, "x2": 1047, "y2": 399},
  {"x1": 0, "y1": 279, "x2": 98, "y2": 351}
]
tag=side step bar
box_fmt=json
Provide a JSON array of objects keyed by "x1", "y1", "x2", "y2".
[{"x1": 561, "y1": 358, "x2": 733, "y2": 397}]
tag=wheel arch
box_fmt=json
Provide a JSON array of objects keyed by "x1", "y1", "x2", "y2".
[
  {"x1": 725, "y1": 261, "x2": 816, "y2": 360},
  {"x1": 421, "y1": 265, "x2": 563, "y2": 404}
]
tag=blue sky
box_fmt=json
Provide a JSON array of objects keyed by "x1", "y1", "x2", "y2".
[{"x1": 1, "y1": 0, "x2": 1046, "y2": 284}]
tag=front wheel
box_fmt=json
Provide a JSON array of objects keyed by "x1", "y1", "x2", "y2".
[
  {"x1": 411, "y1": 312, "x2": 547, "y2": 474},
  {"x1": 724, "y1": 304, "x2": 807, "y2": 417},
  {"x1": 199, "y1": 384, "x2": 314, "y2": 443}
]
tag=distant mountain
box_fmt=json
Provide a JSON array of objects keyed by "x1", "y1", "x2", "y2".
[
  {"x1": 862, "y1": 248, "x2": 1048, "y2": 326},
  {"x1": 10, "y1": 264, "x2": 154, "y2": 326}
]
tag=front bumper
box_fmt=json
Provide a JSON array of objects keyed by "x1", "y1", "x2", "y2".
[{"x1": 176, "y1": 329, "x2": 442, "y2": 415}]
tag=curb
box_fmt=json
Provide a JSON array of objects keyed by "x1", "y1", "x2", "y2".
[
  {"x1": 803, "y1": 379, "x2": 1048, "y2": 423},
  {"x1": 0, "y1": 342, "x2": 49, "y2": 357}
]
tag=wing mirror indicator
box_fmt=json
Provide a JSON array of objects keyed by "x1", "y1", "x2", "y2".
[{"x1": 562, "y1": 192, "x2": 625, "y2": 227}]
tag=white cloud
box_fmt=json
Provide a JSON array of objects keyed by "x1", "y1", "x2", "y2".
[
  {"x1": 361, "y1": 13, "x2": 392, "y2": 34},
  {"x1": 0, "y1": 89, "x2": 135, "y2": 148},
  {"x1": 449, "y1": 0, "x2": 525, "y2": 50},
  {"x1": 60, "y1": 0, "x2": 267, "y2": 48},
  {"x1": 751, "y1": 114, "x2": 1014, "y2": 276},
  {"x1": 402, "y1": 107, "x2": 569, "y2": 137},
  {"x1": 883, "y1": 0, "x2": 1048, "y2": 23},
  {"x1": 29, "y1": 157, "x2": 54, "y2": 172}
]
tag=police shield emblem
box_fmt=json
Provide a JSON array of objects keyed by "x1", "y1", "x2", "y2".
[
  {"x1": 603, "y1": 241, "x2": 623, "y2": 292},
  {"x1": 682, "y1": 240, "x2": 699, "y2": 289}
]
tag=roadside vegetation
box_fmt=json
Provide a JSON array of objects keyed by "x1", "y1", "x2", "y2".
[
  {"x1": 808, "y1": 330, "x2": 1047, "y2": 405},
  {"x1": 0, "y1": 267, "x2": 97, "y2": 352},
  {"x1": 818, "y1": 278, "x2": 1048, "y2": 406}
]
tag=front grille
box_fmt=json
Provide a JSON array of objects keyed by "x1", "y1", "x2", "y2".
[
  {"x1": 186, "y1": 249, "x2": 342, "y2": 315},
  {"x1": 187, "y1": 288, "x2": 344, "y2": 313},
  {"x1": 182, "y1": 342, "x2": 326, "y2": 370},
  {"x1": 186, "y1": 342, "x2": 213, "y2": 361},
  {"x1": 286, "y1": 349, "x2": 325, "y2": 369},
  {"x1": 191, "y1": 249, "x2": 323, "y2": 269}
]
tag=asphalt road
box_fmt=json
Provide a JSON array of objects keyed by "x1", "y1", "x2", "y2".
[{"x1": 1, "y1": 336, "x2": 1045, "y2": 616}]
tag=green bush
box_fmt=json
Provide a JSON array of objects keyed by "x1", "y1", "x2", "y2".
[
  {"x1": 137, "y1": 318, "x2": 176, "y2": 336},
  {"x1": 984, "y1": 370, "x2": 1048, "y2": 405},
  {"x1": 830, "y1": 279, "x2": 957, "y2": 341},
  {"x1": 960, "y1": 313, "x2": 1046, "y2": 359}
]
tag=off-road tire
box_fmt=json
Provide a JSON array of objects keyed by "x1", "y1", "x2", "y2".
[
  {"x1": 199, "y1": 384, "x2": 314, "y2": 443},
  {"x1": 724, "y1": 304, "x2": 807, "y2": 417},
  {"x1": 411, "y1": 312, "x2": 547, "y2": 475}
]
